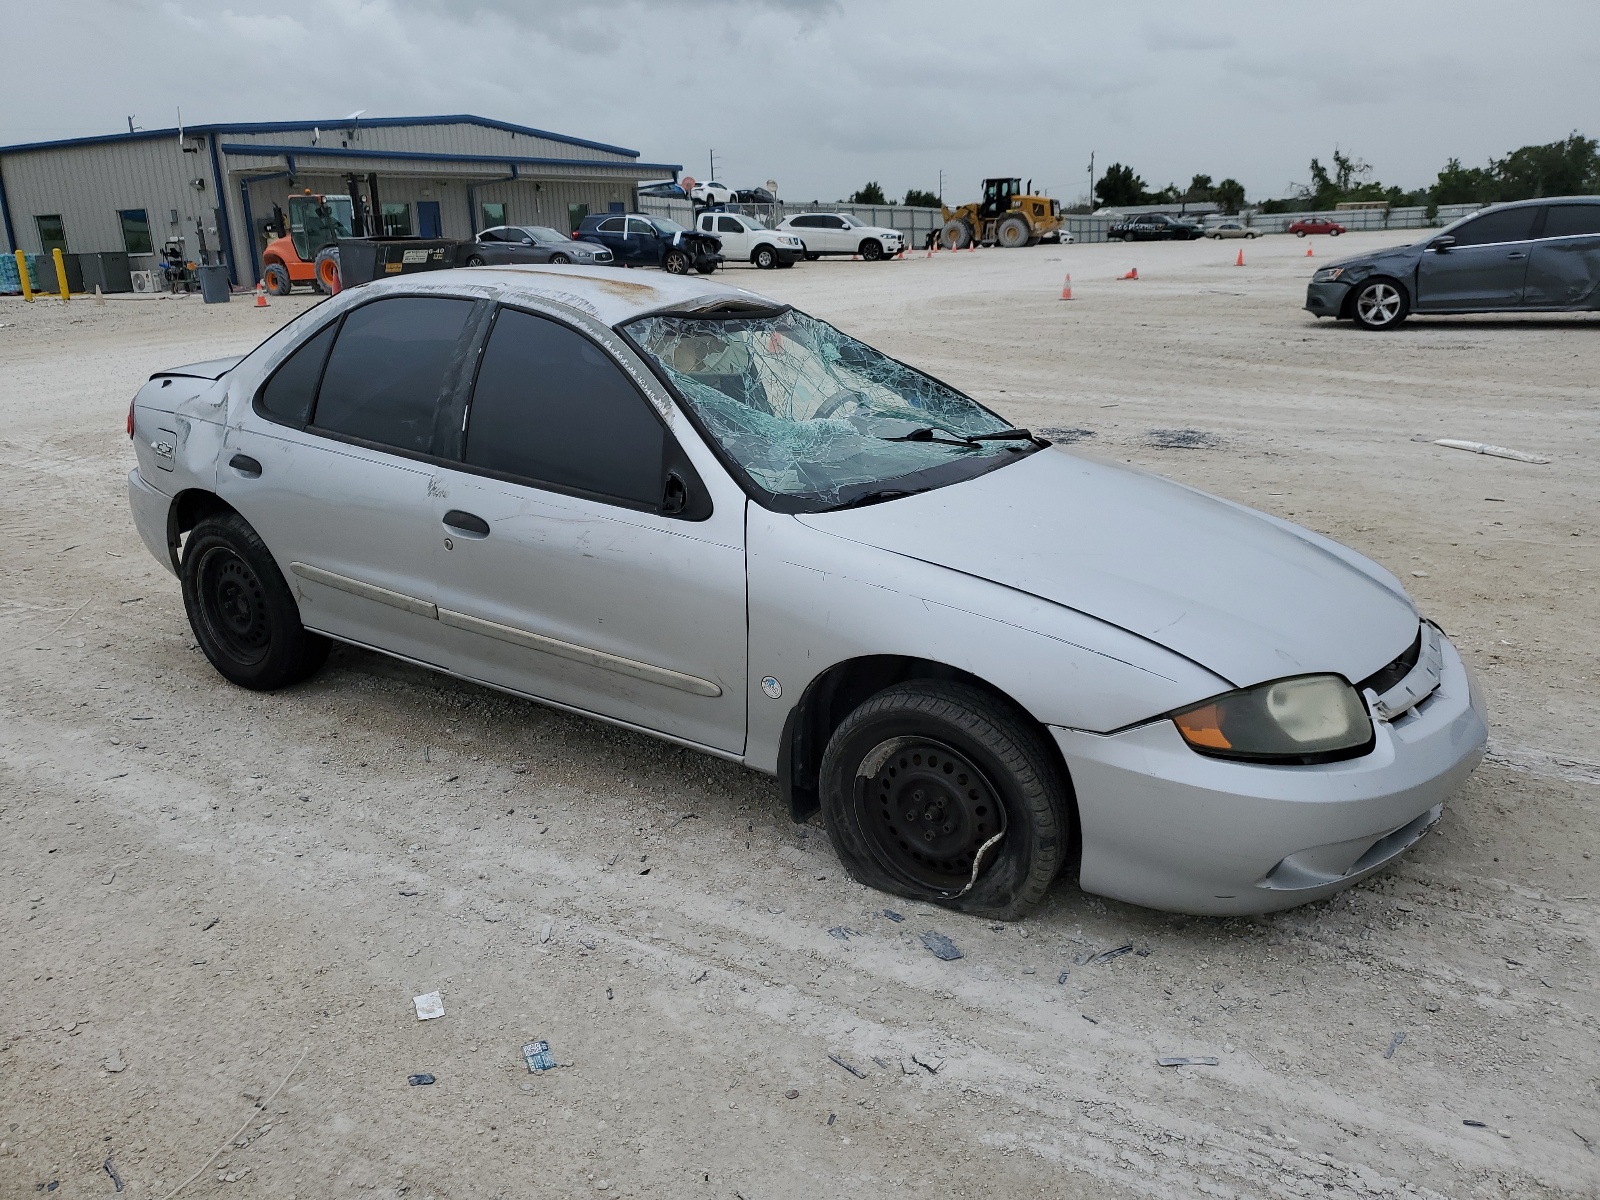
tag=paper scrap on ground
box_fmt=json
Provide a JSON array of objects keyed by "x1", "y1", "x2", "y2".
[
  {"x1": 413, "y1": 991, "x2": 445, "y2": 1021},
  {"x1": 1434, "y1": 439, "x2": 1549, "y2": 464}
]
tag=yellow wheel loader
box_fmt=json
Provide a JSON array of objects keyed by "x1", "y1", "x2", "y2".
[{"x1": 939, "y1": 178, "x2": 1065, "y2": 249}]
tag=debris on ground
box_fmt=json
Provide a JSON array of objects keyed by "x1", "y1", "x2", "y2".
[
  {"x1": 103, "y1": 1158, "x2": 124, "y2": 1192},
  {"x1": 1038, "y1": 427, "x2": 1096, "y2": 443},
  {"x1": 1057, "y1": 970, "x2": 1070, "y2": 984},
  {"x1": 412, "y1": 991, "x2": 445, "y2": 1021},
  {"x1": 827, "y1": 1113, "x2": 836, "y2": 1126},
  {"x1": 1434, "y1": 438, "x2": 1550, "y2": 465},
  {"x1": 1463, "y1": 1119, "x2": 1488, "y2": 1128},
  {"x1": 1081, "y1": 1014, "x2": 1099, "y2": 1025},
  {"x1": 829, "y1": 1053, "x2": 867, "y2": 1079},
  {"x1": 1147, "y1": 428, "x2": 1222, "y2": 450},
  {"x1": 1383, "y1": 1031, "x2": 1406, "y2": 1059},
  {"x1": 881, "y1": 909, "x2": 904, "y2": 922},
  {"x1": 911, "y1": 1052, "x2": 945, "y2": 1074},
  {"x1": 540, "y1": 922, "x2": 553, "y2": 943},
  {"x1": 1158, "y1": 1056, "x2": 1220, "y2": 1067},
  {"x1": 407, "y1": 1074, "x2": 435, "y2": 1086},
  {"x1": 1091, "y1": 943, "x2": 1134, "y2": 965},
  {"x1": 522, "y1": 1040, "x2": 556, "y2": 1073},
  {"x1": 828, "y1": 926, "x2": 864, "y2": 941},
  {"x1": 920, "y1": 931, "x2": 963, "y2": 961},
  {"x1": 103, "y1": 1049, "x2": 126, "y2": 1073},
  {"x1": 784, "y1": 1089, "x2": 799, "y2": 1100}
]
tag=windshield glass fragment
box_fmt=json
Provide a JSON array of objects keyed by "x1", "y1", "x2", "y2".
[{"x1": 626, "y1": 309, "x2": 1030, "y2": 507}]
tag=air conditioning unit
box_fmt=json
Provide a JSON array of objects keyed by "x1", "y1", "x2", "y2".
[{"x1": 131, "y1": 270, "x2": 158, "y2": 293}]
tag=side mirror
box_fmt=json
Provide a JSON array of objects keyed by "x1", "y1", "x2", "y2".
[
  {"x1": 1431, "y1": 235, "x2": 1456, "y2": 253},
  {"x1": 521, "y1": 237, "x2": 534, "y2": 245}
]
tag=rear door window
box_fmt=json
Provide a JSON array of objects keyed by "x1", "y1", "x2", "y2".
[
  {"x1": 1542, "y1": 204, "x2": 1600, "y2": 238},
  {"x1": 257, "y1": 320, "x2": 336, "y2": 427},
  {"x1": 464, "y1": 308, "x2": 665, "y2": 508},
  {"x1": 596, "y1": 217, "x2": 625, "y2": 233},
  {"x1": 1450, "y1": 207, "x2": 1539, "y2": 246},
  {"x1": 311, "y1": 297, "x2": 474, "y2": 454}
]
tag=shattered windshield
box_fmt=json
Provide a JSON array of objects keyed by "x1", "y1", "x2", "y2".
[{"x1": 625, "y1": 308, "x2": 1035, "y2": 510}]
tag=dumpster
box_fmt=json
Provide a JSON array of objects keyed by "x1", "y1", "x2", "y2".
[
  {"x1": 333, "y1": 237, "x2": 459, "y2": 288},
  {"x1": 198, "y1": 263, "x2": 231, "y2": 304},
  {"x1": 27, "y1": 253, "x2": 84, "y2": 294},
  {"x1": 77, "y1": 252, "x2": 133, "y2": 294}
]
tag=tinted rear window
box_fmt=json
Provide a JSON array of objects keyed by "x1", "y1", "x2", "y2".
[
  {"x1": 465, "y1": 308, "x2": 664, "y2": 506},
  {"x1": 1451, "y1": 207, "x2": 1539, "y2": 246},
  {"x1": 312, "y1": 297, "x2": 473, "y2": 454},
  {"x1": 257, "y1": 321, "x2": 335, "y2": 427},
  {"x1": 1543, "y1": 204, "x2": 1600, "y2": 238}
]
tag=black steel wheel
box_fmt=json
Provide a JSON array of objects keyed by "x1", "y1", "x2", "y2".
[
  {"x1": 1350, "y1": 277, "x2": 1410, "y2": 330},
  {"x1": 180, "y1": 511, "x2": 329, "y2": 690},
  {"x1": 819, "y1": 681, "x2": 1073, "y2": 920},
  {"x1": 663, "y1": 248, "x2": 691, "y2": 274}
]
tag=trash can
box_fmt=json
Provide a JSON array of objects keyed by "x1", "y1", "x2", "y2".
[
  {"x1": 334, "y1": 238, "x2": 459, "y2": 288},
  {"x1": 198, "y1": 263, "x2": 231, "y2": 304},
  {"x1": 78, "y1": 252, "x2": 133, "y2": 294}
]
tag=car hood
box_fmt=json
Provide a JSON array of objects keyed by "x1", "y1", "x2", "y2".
[
  {"x1": 1328, "y1": 240, "x2": 1425, "y2": 273},
  {"x1": 798, "y1": 448, "x2": 1418, "y2": 689}
]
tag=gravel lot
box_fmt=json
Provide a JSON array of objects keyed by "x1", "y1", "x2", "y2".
[{"x1": 2, "y1": 233, "x2": 1596, "y2": 1199}]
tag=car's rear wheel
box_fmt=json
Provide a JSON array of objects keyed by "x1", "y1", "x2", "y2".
[
  {"x1": 1350, "y1": 277, "x2": 1410, "y2": 330},
  {"x1": 819, "y1": 681, "x2": 1072, "y2": 920},
  {"x1": 549, "y1": 253, "x2": 571, "y2": 265},
  {"x1": 262, "y1": 262, "x2": 292, "y2": 296},
  {"x1": 663, "y1": 248, "x2": 691, "y2": 274},
  {"x1": 181, "y1": 512, "x2": 329, "y2": 691},
  {"x1": 1330, "y1": 228, "x2": 1342, "y2": 236},
  {"x1": 753, "y1": 245, "x2": 777, "y2": 269},
  {"x1": 463, "y1": 254, "x2": 486, "y2": 267},
  {"x1": 804, "y1": 251, "x2": 820, "y2": 261}
]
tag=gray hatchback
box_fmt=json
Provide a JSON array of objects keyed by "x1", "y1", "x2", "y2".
[{"x1": 1304, "y1": 196, "x2": 1600, "y2": 328}]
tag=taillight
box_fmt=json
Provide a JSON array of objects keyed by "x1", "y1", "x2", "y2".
[{"x1": 127, "y1": 399, "x2": 136, "y2": 438}]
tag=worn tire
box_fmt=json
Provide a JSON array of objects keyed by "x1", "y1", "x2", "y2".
[
  {"x1": 312, "y1": 246, "x2": 341, "y2": 294},
  {"x1": 940, "y1": 219, "x2": 973, "y2": 250},
  {"x1": 262, "y1": 262, "x2": 292, "y2": 296},
  {"x1": 753, "y1": 244, "x2": 778, "y2": 269},
  {"x1": 1349, "y1": 277, "x2": 1410, "y2": 330},
  {"x1": 180, "y1": 511, "x2": 329, "y2": 691},
  {"x1": 996, "y1": 214, "x2": 1031, "y2": 248},
  {"x1": 819, "y1": 681, "x2": 1072, "y2": 921}
]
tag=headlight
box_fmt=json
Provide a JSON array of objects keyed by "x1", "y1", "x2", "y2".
[
  {"x1": 1312, "y1": 265, "x2": 1367, "y2": 284},
  {"x1": 1171, "y1": 674, "x2": 1373, "y2": 764}
]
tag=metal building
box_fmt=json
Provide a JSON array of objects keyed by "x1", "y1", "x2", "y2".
[{"x1": 0, "y1": 114, "x2": 682, "y2": 287}]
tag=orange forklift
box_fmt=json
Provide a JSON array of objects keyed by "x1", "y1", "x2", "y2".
[{"x1": 260, "y1": 191, "x2": 357, "y2": 294}]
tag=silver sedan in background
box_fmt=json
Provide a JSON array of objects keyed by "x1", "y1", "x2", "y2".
[
  {"x1": 126, "y1": 266, "x2": 1486, "y2": 919},
  {"x1": 462, "y1": 225, "x2": 614, "y2": 267}
]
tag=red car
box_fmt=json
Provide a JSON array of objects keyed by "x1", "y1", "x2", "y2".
[{"x1": 1288, "y1": 218, "x2": 1345, "y2": 237}]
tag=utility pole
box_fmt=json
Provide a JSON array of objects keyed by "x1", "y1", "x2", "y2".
[
  {"x1": 938, "y1": 168, "x2": 944, "y2": 205},
  {"x1": 708, "y1": 149, "x2": 717, "y2": 181},
  {"x1": 1087, "y1": 151, "x2": 1095, "y2": 211}
]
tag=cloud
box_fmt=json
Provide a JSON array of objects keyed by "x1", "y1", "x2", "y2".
[{"x1": 1142, "y1": 21, "x2": 1236, "y2": 52}]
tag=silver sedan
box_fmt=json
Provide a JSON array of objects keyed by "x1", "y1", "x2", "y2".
[
  {"x1": 126, "y1": 266, "x2": 1486, "y2": 919},
  {"x1": 462, "y1": 225, "x2": 614, "y2": 267}
]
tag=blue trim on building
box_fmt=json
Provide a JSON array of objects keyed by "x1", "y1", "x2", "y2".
[
  {"x1": 0, "y1": 114, "x2": 642, "y2": 159},
  {"x1": 0, "y1": 157, "x2": 15, "y2": 252},
  {"x1": 208, "y1": 136, "x2": 239, "y2": 286},
  {"x1": 219, "y1": 142, "x2": 681, "y2": 173},
  {"x1": 239, "y1": 178, "x2": 258, "y2": 285}
]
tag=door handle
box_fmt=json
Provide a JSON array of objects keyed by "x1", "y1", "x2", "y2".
[
  {"x1": 1507, "y1": 251, "x2": 1527, "y2": 259},
  {"x1": 442, "y1": 509, "x2": 490, "y2": 537},
  {"x1": 228, "y1": 453, "x2": 262, "y2": 477}
]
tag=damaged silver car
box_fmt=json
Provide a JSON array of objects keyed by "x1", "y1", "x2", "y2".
[{"x1": 127, "y1": 265, "x2": 1487, "y2": 919}]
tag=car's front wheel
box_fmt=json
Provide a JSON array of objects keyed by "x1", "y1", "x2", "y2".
[
  {"x1": 262, "y1": 262, "x2": 292, "y2": 295},
  {"x1": 859, "y1": 239, "x2": 883, "y2": 261},
  {"x1": 181, "y1": 511, "x2": 329, "y2": 690},
  {"x1": 663, "y1": 248, "x2": 691, "y2": 274},
  {"x1": 1295, "y1": 230, "x2": 1307, "y2": 237},
  {"x1": 753, "y1": 245, "x2": 777, "y2": 269},
  {"x1": 1350, "y1": 277, "x2": 1410, "y2": 330},
  {"x1": 819, "y1": 681, "x2": 1072, "y2": 920},
  {"x1": 463, "y1": 254, "x2": 486, "y2": 267},
  {"x1": 549, "y1": 253, "x2": 571, "y2": 265}
]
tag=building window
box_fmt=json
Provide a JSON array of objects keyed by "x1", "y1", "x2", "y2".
[
  {"x1": 381, "y1": 203, "x2": 413, "y2": 237},
  {"x1": 481, "y1": 202, "x2": 506, "y2": 229},
  {"x1": 119, "y1": 209, "x2": 153, "y2": 255},
  {"x1": 35, "y1": 215, "x2": 67, "y2": 253}
]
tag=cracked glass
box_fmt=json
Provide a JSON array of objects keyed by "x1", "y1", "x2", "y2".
[{"x1": 626, "y1": 308, "x2": 1032, "y2": 509}]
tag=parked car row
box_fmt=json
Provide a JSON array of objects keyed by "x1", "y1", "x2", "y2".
[{"x1": 460, "y1": 210, "x2": 911, "y2": 275}]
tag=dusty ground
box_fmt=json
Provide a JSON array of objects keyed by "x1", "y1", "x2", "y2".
[{"x1": 1, "y1": 233, "x2": 1595, "y2": 1200}]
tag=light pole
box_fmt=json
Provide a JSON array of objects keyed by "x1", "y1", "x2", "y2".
[
  {"x1": 709, "y1": 149, "x2": 717, "y2": 181},
  {"x1": 1087, "y1": 151, "x2": 1095, "y2": 211}
]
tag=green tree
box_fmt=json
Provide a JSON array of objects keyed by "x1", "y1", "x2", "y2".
[
  {"x1": 1185, "y1": 173, "x2": 1214, "y2": 203},
  {"x1": 1212, "y1": 178, "x2": 1246, "y2": 215},
  {"x1": 1094, "y1": 163, "x2": 1147, "y2": 208},
  {"x1": 849, "y1": 181, "x2": 888, "y2": 205},
  {"x1": 903, "y1": 187, "x2": 942, "y2": 208},
  {"x1": 1490, "y1": 133, "x2": 1599, "y2": 198},
  {"x1": 1430, "y1": 157, "x2": 1494, "y2": 206}
]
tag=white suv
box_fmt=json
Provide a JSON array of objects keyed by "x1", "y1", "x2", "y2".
[
  {"x1": 775, "y1": 213, "x2": 905, "y2": 261},
  {"x1": 689, "y1": 180, "x2": 734, "y2": 206},
  {"x1": 694, "y1": 212, "x2": 804, "y2": 269}
]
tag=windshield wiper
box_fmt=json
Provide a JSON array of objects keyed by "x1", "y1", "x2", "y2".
[
  {"x1": 838, "y1": 487, "x2": 925, "y2": 509},
  {"x1": 883, "y1": 425, "x2": 1038, "y2": 446}
]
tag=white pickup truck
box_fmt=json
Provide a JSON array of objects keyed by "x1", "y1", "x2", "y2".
[{"x1": 693, "y1": 212, "x2": 804, "y2": 269}]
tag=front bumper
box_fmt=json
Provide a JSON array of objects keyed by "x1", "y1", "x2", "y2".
[
  {"x1": 1053, "y1": 634, "x2": 1487, "y2": 915},
  {"x1": 775, "y1": 247, "x2": 803, "y2": 265},
  {"x1": 1305, "y1": 279, "x2": 1354, "y2": 317},
  {"x1": 128, "y1": 468, "x2": 177, "y2": 576}
]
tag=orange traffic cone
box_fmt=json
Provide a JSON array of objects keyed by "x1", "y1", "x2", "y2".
[
  {"x1": 1119, "y1": 267, "x2": 1138, "y2": 280},
  {"x1": 1306, "y1": 243, "x2": 1314, "y2": 257},
  {"x1": 254, "y1": 280, "x2": 269, "y2": 307},
  {"x1": 1059, "y1": 273, "x2": 1073, "y2": 300},
  {"x1": 1235, "y1": 247, "x2": 1245, "y2": 267},
  {"x1": 968, "y1": 240, "x2": 975, "y2": 253}
]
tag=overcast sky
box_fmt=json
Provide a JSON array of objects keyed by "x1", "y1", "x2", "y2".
[{"x1": 5, "y1": 0, "x2": 1599, "y2": 204}]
